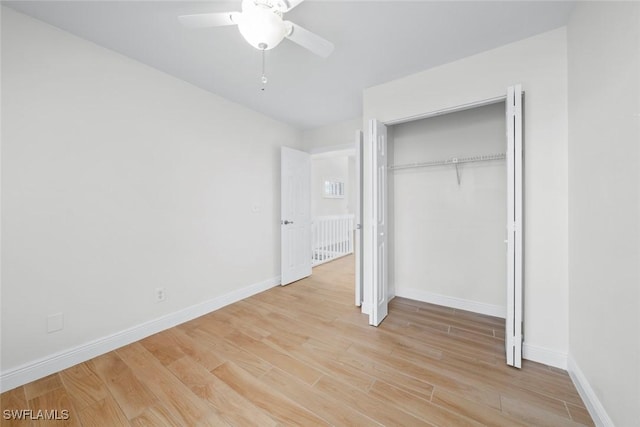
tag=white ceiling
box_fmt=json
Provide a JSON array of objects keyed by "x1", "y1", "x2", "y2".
[{"x1": 4, "y1": 1, "x2": 575, "y2": 130}]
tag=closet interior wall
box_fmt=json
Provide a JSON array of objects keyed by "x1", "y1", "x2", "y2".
[{"x1": 390, "y1": 102, "x2": 507, "y2": 315}]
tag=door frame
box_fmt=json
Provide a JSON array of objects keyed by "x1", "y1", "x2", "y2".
[
  {"x1": 355, "y1": 131, "x2": 364, "y2": 308},
  {"x1": 364, "y1": 88, "x2": 524, "y2": 367}
]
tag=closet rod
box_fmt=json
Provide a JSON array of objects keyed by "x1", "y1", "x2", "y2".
[{"x1": 389, "y1": 153, "x2": 506, "y2": 171}]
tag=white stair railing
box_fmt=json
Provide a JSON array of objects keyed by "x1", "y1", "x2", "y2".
[{"x1": 311, "y1": 214, "x2": 355, "y2": 266}]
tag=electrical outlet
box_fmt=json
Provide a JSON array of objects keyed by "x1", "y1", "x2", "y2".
[{"x1": 155, "y1": 287, "x2": 166, "y2": 303}]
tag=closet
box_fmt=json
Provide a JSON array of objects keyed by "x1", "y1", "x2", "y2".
[
  {"x1": 367, "y1": 86, "x2": 523, "y2": 367},
  {"x1": 388, "y1": 102, "x2": 508, "y2": 321}
]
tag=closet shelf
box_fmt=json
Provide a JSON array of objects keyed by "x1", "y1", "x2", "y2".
[{"x1": 389, "y1": 153, "x2": 506, "y2": 171}]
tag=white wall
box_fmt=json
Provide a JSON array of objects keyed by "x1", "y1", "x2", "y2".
[
  {"x1": 364, "y1": 28, "x2": 569, "y2": 367},
  {"x1": 311, "y1": 155, "x2": 351, "y2": 217},
  {"x1": 305, "y1": 117, "x2": 361, "y2": 217},
  {"x1": 347, "y1": 156, "x2": 356, "y2": 216},
  {"x1": 391, "y1": 103, "x2": 506, "y2": 316},
  {"x1": 1, "y1": 7, "x2": 302, "y2": 385},
  {"x1": 567, "y1": 2, "x2": 640, "y2": 425},
  {"x1": 303, "y1": 117, "x2": 362, "y2": 152}
]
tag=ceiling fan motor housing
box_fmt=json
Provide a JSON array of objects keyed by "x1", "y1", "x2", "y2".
[{"x1": 237, "y1": 0, "x2": 287, "y2": 50}]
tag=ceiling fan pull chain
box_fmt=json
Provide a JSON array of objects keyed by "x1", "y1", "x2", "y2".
[{"x1": 260, "y1": 43, "x2": 268, "y2": 91}]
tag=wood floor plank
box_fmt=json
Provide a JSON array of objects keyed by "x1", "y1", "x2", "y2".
[
  {"x1": 77, "y1": 396, "x2": 130, "y2": 427},
  {"x1": 288, "y1": 346, "x2": 376, "y2": 392},
  {"x1": 90, "y1": 353, "x2": 129, "y2": 380},
  {"x1": 0, "y1": 387, "x2": 31, "y2": 427},
  {"x1": 167, "y1": 356, "x2": 278, "y2": 427},
  {"x1": 116, "y1": 343, "x2": 229, "y2": 427},
  {"x1": 224, "y1": 331, "x2": 323, "y2": 385},
  {"x1": 90, "y1": 354, "x2": 158, "y2": 421},
  {"x1": 431, "y1": 387, "x2": 527, "y2": 427},
  {"x1": 58, "y1": 363, "x2": 110, "y2": 412},
  {"x1": 336, "y1": 348, "x2": 436, "y2": 402},
  {"x1": 313, "y1": 374, "x2": 431, "y2": 426},
  {"x1": 145, "y1": 328, "x2": 224, "y2": 372},
  {"x1": 212, "y1": 361, "x2": 329, "y2": 426},
  {"x1": 267, "y1": 310, "x2": 355, "y2": 351},
  {"x1": 260, "y1": 326, "x2": 308, "y2": 352},
  {"x1": 139, "y1": 332, "x2": 187, "y2": 367},
  {"x1": 184, "y1": 328, "x2": 272, "y2": 378},
  {"x1": 501, "y1": 395, "x2": 585, "y2": 427},
  {"x1": 567, "y1": 403, "x2": 596, "y2": 426},
  {"x1": 128, "y1": 404, "x2": 182, "y2": 427},
  {"x1": 380, "y1": 318, "x2": 504, "y2": 363},
  {"x1": 391, "y1": 297, "x2": 456, "y2": 316},
  {"x1": 260, "y1": 367, "x2": 381, "y2": 426},
  {"x1": 23, "y1": 374, "x2": 63, "y2": 401},
  {"x1": 368, "y1": 379, "x2": 481, "y2": 427},
  {"x1": 207, "y1": 306, "x2": 272, "y2": 340},
  {"x1": 27, "y1": 387, "x2": 80, "y2": 427},
  {"x1": 395, "y1": 307, "x2": 495, "y2": 337},
  {"x1": 344, "y1": 339, "x2": 504, "y2": 410}
]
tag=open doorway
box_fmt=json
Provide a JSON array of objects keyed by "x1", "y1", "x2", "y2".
[
  {"x1": 310, "y1": 149, "x2": 356, "y2": 266},
  {"x1": 308, "y1": 144, "x2": 362, "y2": 297},
  {"x1": 280, "y1": 134, "x2": 364, "y2": 305}
]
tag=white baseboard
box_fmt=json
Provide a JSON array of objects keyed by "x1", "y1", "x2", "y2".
[
  {"x1": 0, "y1": 276, "x2": 281, "y2": 393},
  {"x1": 567, "y1": 356, "x2": 614, "y2": 427},
  {"x1": 523, "y1": 343, "x2": 567, "y2": 370},
  {"x1": 395, "y1": 286, "x2": 506, "y2": 318}
]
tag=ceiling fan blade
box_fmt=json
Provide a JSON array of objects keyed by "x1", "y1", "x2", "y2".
[
  {"x1": 178, "y1": 12, "x2": 239, "y2": 28},
  {"x1": 284, "y1": 21, "x2": 334, "y2": 58},
  {"x1": 282, "y1": 0, "x2": 305, "y2": 12}
]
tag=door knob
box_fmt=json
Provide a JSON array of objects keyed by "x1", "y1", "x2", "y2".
[{"x1": 283, "y1": 220, "x2": 294, "y2": 225}]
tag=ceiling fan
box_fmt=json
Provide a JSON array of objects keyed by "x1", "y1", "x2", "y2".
[{"x1": 178, "y1": 0, "x2": 334, "y2": 58}]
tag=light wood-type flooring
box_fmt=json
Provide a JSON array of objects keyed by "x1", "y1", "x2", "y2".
[{"x1": 1, "y1": 255, "x2": 593, "y2": 426}]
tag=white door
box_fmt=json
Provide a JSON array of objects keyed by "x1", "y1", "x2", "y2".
[
  {"x1": 281, "y1": 146, "x2": 312, "y2": 286},
  {"x1": 355, "y1": 130, "x2": 364, "y2": 307},
  {"x1": 506, "y1": 85, "x2": 523, "y2": 368},
  {"x1": 370, "y1": 120, "x2": 388, "y2": 326}
]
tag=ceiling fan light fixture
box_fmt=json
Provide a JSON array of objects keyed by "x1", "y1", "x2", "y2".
[
  {"x1": 179, "y1": 0, "x2": 334, "y2": 57},
  {"x1": 237, "y1": 4, "x2": 287, "y2": 50}
]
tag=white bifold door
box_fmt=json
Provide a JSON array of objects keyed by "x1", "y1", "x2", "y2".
[
  {"x1": 506, "y1": 84, "x2": 524, "y2": 368},
  {"x1": 369, "y1": 120, "x2": 388, "y2": 326},
  {"x1": 281, "y1": 147, "x2": 312, "y2": 286}
]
